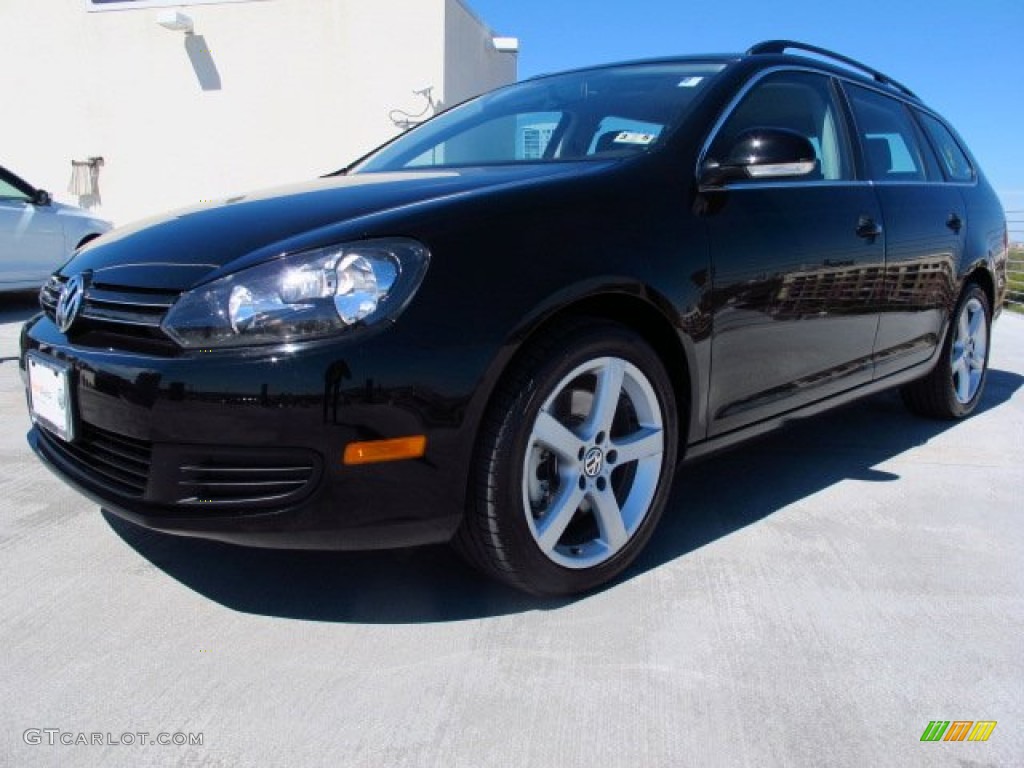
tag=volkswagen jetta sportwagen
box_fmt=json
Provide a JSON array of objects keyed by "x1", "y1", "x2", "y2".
[{"x1": 21, "y1": 41, "x2": 1007, "y2": 595}]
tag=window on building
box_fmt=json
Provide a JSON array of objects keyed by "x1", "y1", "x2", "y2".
[{"x1": 519, "y1": 115, "x2": 561, "y2": 160}]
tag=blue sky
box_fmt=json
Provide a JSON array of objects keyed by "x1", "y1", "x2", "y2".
[{"x1": 469, "y1": 0, "x2": 1024, "y2": 214}]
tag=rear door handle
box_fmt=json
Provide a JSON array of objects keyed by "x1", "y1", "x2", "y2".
[
  {"x1": 946, "y1": 212, "x2": 963, "y2": 233},
  {"x1": 856, "y1": 216, "x2": 882, "y2": 240}
]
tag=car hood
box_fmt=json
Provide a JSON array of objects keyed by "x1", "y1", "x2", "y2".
[{"x1": 61, "y1": 165, "x2": 603, "y2": 290}]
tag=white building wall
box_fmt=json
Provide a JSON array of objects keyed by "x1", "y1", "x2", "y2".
[
  {"x1": 443, "y1": 0, "x2": 517, "y2": 109},
  {"x1": 0, "y1": 0, "x2": 514, "y2": 226}
]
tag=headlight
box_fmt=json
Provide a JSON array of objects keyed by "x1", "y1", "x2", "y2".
[{"x1": 162, "y1": 238, "x2": 429, "y2": 349}]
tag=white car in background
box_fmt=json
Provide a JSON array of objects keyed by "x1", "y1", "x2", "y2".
[{"x1": 1, "y1": 164, "x2": 111, "y2": 293}]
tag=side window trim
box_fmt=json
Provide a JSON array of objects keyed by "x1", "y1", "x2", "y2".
[
  {"x1": 825, "y1": 75, "x2": 858, "y2": 182},
  {"x1": 834, "y1": 76, "x2": 974, "y2": 185},
  {"x1": 831, "y1": 75, "x2": 867, "y2": 181},
  {"x1": 698, "y1": 66, "x2": 972, "y2": 189},
  {"x1": 904, "y1": 102, "x2": 944, "y2": 182}
]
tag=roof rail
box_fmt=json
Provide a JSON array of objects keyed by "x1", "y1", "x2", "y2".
[{"x1": 746, "y1": 40, "x2": 918, "y2": 100}]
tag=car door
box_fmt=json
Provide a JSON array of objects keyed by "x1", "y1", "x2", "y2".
[
  {"x1": 843, "y1": 84, "x2": 963, "y2": 379},
  {"x1": 700, "y1": 71, "x2": 885, "y2": 436}
]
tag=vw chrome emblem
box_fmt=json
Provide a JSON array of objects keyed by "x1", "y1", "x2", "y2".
[
  {"x1": 55, "y1": 274, "x2": 87, "y2": 333},
  {"x1": 583, "y1": 447, "x2": 604, "y2": 478}
]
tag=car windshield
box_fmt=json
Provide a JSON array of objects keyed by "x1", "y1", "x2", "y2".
[{"x1": 351, "y1": 61, "x2": 725, "y2": 173}]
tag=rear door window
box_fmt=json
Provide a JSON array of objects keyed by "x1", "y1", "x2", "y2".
[{"x1": 845, "y1": 85, "x2": 933, "y2": 182}]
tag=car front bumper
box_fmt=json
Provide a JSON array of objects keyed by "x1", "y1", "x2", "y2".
[{"x1": 20, "y1": 314, "x2": 490, "y2": 549}]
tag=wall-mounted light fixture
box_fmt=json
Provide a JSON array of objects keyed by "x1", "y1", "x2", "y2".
[
  {"x1": 492, "y1": 37, "x2": 519, "y2": 53},
  {"x1": 156, "y1": 10, "x2": 194, "y2": 34}
]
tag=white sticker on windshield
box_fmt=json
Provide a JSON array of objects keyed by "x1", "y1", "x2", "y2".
[
  {"x1": 677, "y1": 76, "x2": 704, "y2": 87},
  {"x1": 614, "y1": 131, "x2": 657, "y2": 145}
]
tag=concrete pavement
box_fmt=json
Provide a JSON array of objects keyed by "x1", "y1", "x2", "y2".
[{"x1": 1, "y1": 291, "x2": 1021, "y2": 767}]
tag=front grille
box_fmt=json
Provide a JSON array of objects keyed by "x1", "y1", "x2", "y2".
[
  {"x1": 41, "y1": 275, "x2": 182, "y2": 354},
  {"x1": 175, "y1": 458, "x2": 319, "y2": 507},
  {"x1": 37, "y1": 423, "x2": 152, "y2": 498}
]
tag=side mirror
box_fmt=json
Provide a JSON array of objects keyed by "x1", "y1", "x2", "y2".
[
  {"x1": 700, "y1": 128, "x2": 818, "y2": 190},
  {"x1": 32, "y1": 189, "x2": 52, "y2": 207}
]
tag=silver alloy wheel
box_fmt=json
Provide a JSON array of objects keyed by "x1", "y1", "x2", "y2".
[
  {"x1": 951, "y1": 296, "x2": 988, "y2": 404},
  {"x1": 522, "y1": 356, "x2": 665, "y2": 569}
]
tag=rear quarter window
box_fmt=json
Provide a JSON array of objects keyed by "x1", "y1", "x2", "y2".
[{"x1": 916, "y1": 111, "x2": 974, "y2": 182}]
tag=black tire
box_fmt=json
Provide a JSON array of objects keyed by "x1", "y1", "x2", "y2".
[
  {"x1": 455, "y1": 319, "x2": 679, "y2": 596},
  {"x1": 900, "y1": 282, "x2": 991, "y2": 420}
]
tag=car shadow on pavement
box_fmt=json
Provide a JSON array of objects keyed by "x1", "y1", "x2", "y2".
[
  {"x1": 630, "y1": 368, "x2": 1023, "y2": 581},
  {"x1": 105, "y1": 513, "x2": 550, "y2": 623},
  {"x1": 105, "y1": 368, "x2": 1022, "y2": 624}
]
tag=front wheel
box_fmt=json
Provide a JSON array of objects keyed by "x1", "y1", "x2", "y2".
[
  {"x1": 456, "y1": 320, "x2": 679, "y2": 596},
  {"x1": 901, "y1": 282, "x2": 991, "y2": 419}
]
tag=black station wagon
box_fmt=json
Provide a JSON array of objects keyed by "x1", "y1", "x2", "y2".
[{"x1": 22, "y1": 41, "x2": 1008, "y2": 595}]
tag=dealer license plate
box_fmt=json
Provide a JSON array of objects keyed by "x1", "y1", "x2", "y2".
[{"x1": 27, "y1": 352, "x2": 76, "y2": 442}]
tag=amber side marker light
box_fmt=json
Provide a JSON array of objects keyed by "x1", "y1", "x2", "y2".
[{"x1": 343, "y1": 435, "x2": 427, "y2": 465}]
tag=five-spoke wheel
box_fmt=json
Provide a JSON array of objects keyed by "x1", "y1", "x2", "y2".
[
  {"x1": 456, "y1": 320, "x2": 678, "y2": 596},
  {"x1": 901, "y1": 282, "x2": 991, "y2": 419},
  {"x1": 950, "y1": 295, "x2": 988, "y2": 405},
  {"x1": 523, "y1": 356, "x2": 664, "y2": 569}
]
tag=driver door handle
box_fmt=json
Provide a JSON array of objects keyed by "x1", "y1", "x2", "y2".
[{"x1": 856, "y1": 216, "x2": 883, "y2": 240}]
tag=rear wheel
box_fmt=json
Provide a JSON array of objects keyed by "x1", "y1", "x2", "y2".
[
  {"x1": 455, "y1": 320, "x2": 678, "y2": 596},
  {"x1": 901, "y1": 282, "x2": 991, "y2": 419}
]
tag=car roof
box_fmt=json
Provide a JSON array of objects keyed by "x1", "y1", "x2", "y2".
[{"x1": 526, "y1": 40, "x2": 922, "y2": 107}]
